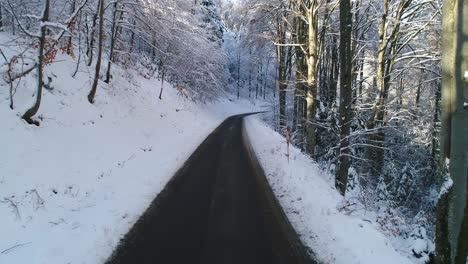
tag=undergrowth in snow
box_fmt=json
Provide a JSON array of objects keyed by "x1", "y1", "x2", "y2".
[{"x1": 245, "y1": 116, "x2": 430, "y2": 264}]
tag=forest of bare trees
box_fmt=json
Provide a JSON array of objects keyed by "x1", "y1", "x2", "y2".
[
  {"x1": 1, "y1": 0, "x2": 227, "y2": 120},
  {"x1": 220, "y1": 0, "x2": 466, "y2": 262},
  {"x1": 0, "y1": 0, "x2": 466, "y2": 262}
]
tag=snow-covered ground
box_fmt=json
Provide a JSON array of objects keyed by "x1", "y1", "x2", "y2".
[
  {"x1": 245, "y1": 116, "x2": 427, "y2": 264},
  {"x1": 0, "y1": 37, "x2": 262, "y2": 263}
]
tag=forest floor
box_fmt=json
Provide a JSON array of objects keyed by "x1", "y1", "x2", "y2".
[{"x1": 245, "y1": 117, "x2": 430, "y2": 264}]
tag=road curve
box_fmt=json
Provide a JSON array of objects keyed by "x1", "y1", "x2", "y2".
[{"x1": 105, "y1": 114, "x2": 315, "y2": 264}]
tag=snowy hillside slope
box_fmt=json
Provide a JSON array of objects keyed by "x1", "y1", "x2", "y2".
[
  {"x1": 0, "y1": 35, "x2": 261, "y2": 263},
  {"x1": 245, "y1": 117, "x2": 431, "y2": 264}
]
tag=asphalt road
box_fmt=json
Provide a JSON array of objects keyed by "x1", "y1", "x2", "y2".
[{"x1": 105, "y1": 115, "x2": 314, "y2": 264}]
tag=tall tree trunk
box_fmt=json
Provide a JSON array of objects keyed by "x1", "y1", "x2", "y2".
[
  {"x1": 305, "y1": 6, "x2": 318, "y2": 156},
  {"x1": 294, "y1": 9, "x2": 308, "y2": 147},
  {"x1": 260, "y1": 62, "x2": 263, "y2": 98},
  {"x1": 436, "y1": 0, "x2": 451, "y2": 260},
  {"x1": 368, "y1": 0, "x2": 408, "y2": 183},
  {"x1": 317, "y1": 0, "x2": 331, "y2": 110},
  {"x1": 67, "y1": 0, "x2": 76, "y2": 55},
  {"x1": 397, "y1": 74, "x2": 404, "y2": 108},
  {"x1": 256, "y1": 62, "x2": 260, "y2": 99},
  {"x1": 11, "y1": 14, "x2": 15, "y2": 35},
  {"x1": 293, "y1": 83, "x2": 299, "y2": 134},
  {"x1": 237, "y1": 51, "x2": 241, "y2": 99},
  {"x1": 454, "y1": 197, "x2": 468, "y2": 264},
  {"x1": 159, "y1": 68, "x2": 166, "y2": 100},
  {"x1": 274, "y1": 60, "x2": 277, "y2": 99},
  {"x1": 335, "y1": 0, "x2": 353, "y2": 196},
  {"x1": 22, "y1": 0, "x2": 50, "y2": 125},
  {"x1": 87, "y1": 0, "x2": 100, "y2": 66},
  {"x1": 436, "y1": 0, "x2": 468, "y2": 262},
  {"x1": 431, "y1": 80, "x2": 442, "y2": 182},
  {"x1": 88, "y1": 0, "x2": 104, "y2": 104},
  {"x1": 263, "y1": 59, "x2": 269, "y2": 100},
  {"x1": 152, "y1": 37, "x2": 157, "y2": 61},
  {"x1": 440, "y1": 81, "x2": 468, "y2": 260},
  {"x1": 329, "y1": 35, "x2": 339, "y2": 106},
  {"x1": 0, "y1": 2, "x2": 3, "y2": 30},
  {"x1": 358, "y1": 51, "x2": 365, "y2": 104},
  {"x1": 416, "y1": 68, "x2": 424, "y2": 107},
  {"x1": 367, "y1": 0, "x2": 392, "y2": 181},
  {"x1": 72, "y1": 11, "x2": 83, "y2": 78},
  {"x1": 105, "y1": 2, "x2": 120, "y2": 84},
  {"x1": 367, "y1": 0, "x2": 389, "y2": 180},
  {"x1": 85, "y1": 14, "x2": 90, "y2": 58},
  {"x1": 128, "y1": 18, "x2": 135, "y2": 64},
  {"x1": 278, "y1": 47, "x2": 287, "y2": 131},
  {"x1": 248, "y1": 48, "x2": 252, "y2": 98},
  {"x1": 276, "y1": 9, "x2": 289, "y2": 133}
]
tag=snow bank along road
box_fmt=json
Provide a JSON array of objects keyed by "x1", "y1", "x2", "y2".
[{"x1": 105, "y1": 114, "x2": 315, "y2": 264}]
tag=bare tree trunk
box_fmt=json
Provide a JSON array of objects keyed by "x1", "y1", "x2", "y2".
[
  {"x1": 88, "y1": 0, "x2": 104, "y2": 104},
  {"x1": 105, "y1": 1, "x2": 121, "y2": 84},
  {"x1": 416, "y1": 68, "x2": 424, "y2": 107},
  {"x1": 397, "y1": 74, "x2": 404, "y2": 108},
  {"x1": 87, "y1": 0, "x2": 100, "y2": 67},
  {"x1": 0, "y1": 2, "x2": 3, "y2": 30},
  {"x1": 437, "y1": 191, "x2": 452, "y2": 264},
  {"x1": 335, "y1": 0, "x2": 353, "y2": 196},
  {"x1": 367, "y1": 0, "x2": 408, "y2": 182},
  {"x1": 248, "y1": 48, "x2": 252, "y2": 98},
  {"x1": 237, "y1": 51, "x2": 241, "y2": 99},
  {"x1": 263, "y1": 59, "x2": 269, "y2": 100},
  {"x1": 159, "y1": 68, "x2": 166, "y2": 100},
  {"x1": 274, "y1": 60, "x2": 277, "y2": 99},
  {"x1": 305, "y1": 6, "x2": 318, "y2": 156},
  {"x1": 11, "y1": 15, "x2": 15, "y2": 35},
  {"x1": 0, "y1": 48, "x2": 15, "y2": 109},
  {"x1": 151, "y1": 37, "x2": 157, "y2": 61},
  {"x1": 436, "y1": 0, "x2": 468, "y2": 262},
  {"x1": 85, "y1": 14, "x2": 90, "y2": 57},
  {"x1": 294, "y1": 9, "x2": 308, "y2": 146},
  {"x1": 256, "y1": 62, "x2": 260, "y2": 99},
  {"x1": 278, "y1": 49, "x2": 287, "y2": 131},
  {"x1": 293, "y1": 85, "x2": 298, "y2": 134},
  {"x1": 259, "y1": 61, "x2": 263, "y2": 98},
  {"x1": 72, "y1": 11, "x2": 82, "y2": 78},
  {"x1": 276, "y1": 8, "x2": 289, "y2": 134},
  {"x1": 442, "y1": 0, "x2": 468, "y2": 264},
  {"x1": 367, "y1": 0, "x2": 389, "y2": 180},
  {"x1": 454, "y1": 200, "x2": 468, "y2": 264},
  {"x1": 22, "y1": 0, "x2": 50, "y2": 125},
  {"x1": 358, "y1": 52, "x2": 364, "y2": 103},
  {"x1": 329, "y1": 35, "x2": 339, "y2": 106},
  {"x1": 7, "y1": 62, "x2": 13, "y2": 109},
  {"x1": 128, "y1": 18, "x2": 135, "y2": 64},
  {"x1": 431, "y1": 80, "x2": 442, "y2": 180},
  {"x1": 67, "y1": 0, "x2": 76, "y2": 55}
]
